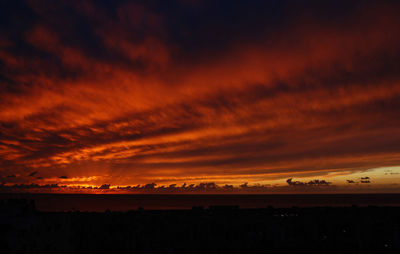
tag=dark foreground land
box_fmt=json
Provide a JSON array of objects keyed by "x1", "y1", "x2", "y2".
[{"x1": 1, "y1": 199, "x2": 400, "y2": 254}]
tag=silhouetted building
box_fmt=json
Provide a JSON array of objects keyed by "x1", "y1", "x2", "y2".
[{"x1": 1, "y1": 200, "x2": 399, "y2": 254}]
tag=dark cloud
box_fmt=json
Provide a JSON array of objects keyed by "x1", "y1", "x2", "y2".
[
  {"x1": 98, "y1": 184, "x2": 110, "y2": 190},
  {"x1": 384, "y1": 170, "x2": 399, "y2": 175},
  {"x1": 286, "y1": 178, "x2": 332, "y2": 186},
  {"x1": 0, "y1": 181, "x2": 334, "y2": 193},
  {"x1": 0, "y1": 183, "x2": 59, "y2": 191},
  {"x1": 28, "y1": 171, "x2": 38, "y2": 177}
]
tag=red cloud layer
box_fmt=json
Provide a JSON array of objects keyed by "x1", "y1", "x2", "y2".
[{"x1": 1, "y1": 1, "x2": 400, "y2": 191}]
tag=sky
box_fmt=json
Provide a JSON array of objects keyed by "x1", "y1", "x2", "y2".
[{"x1": 0, "y1": 0, "x2": 400, "y2": 193}]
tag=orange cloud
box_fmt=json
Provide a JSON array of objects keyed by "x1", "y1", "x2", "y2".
[{"x1": 1, "y1": 0, "x2": 400, "y2": 192}]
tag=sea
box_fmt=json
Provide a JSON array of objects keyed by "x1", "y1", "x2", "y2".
[{"x1": 1, "y1": 193, "x2": 400, "y2": 212}]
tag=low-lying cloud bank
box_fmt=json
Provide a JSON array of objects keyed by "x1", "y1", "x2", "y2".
[{"x1": 2, "y1": 177, "x2": 397, "y2": 194}]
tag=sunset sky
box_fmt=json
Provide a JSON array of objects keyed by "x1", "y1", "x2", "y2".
[{"x1": 1, "y1": 0, "x2": 400, "y2": 193}]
